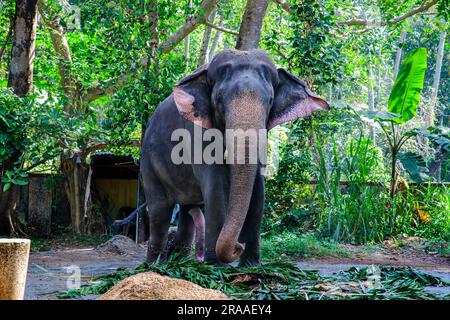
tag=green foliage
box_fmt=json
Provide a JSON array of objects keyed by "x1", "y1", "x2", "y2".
[
  {"x1": 59, "y1": 256, "x2": 449, "y2": 300},
  {"x1": 287, "y1": 0, "x2": 344, "y2": 87},
  {"x1": 411, "y1": 126, "x2": 450, "y2": 152},
  {"x1": 397, "y1": 152, "x2": 430, "y2": 182},
  {"x1": 364, "y1": 48, "x2": 429, "y2": 196},
  {"x1": 315, "y1": 132, "x2": 450, "y2": 243},
  {"x1": 0, "y1": 89, "x2": 64, "y2": 188},
  {"x1": 265, "y1": 121, "x2": 314, "y2": 215},
  {"x1": 261, "y1": 232, "x2": 348, "y2": 260},
  {"x1": 315, "y1": 132, "x2": 393, "y2": 243},
  {"x1": 30, "y1": 239, "x2": 50, "y2": 253},
  {"x1": 388, "y1": 48, "x2": 427, "y2": 124},
  {"x1": 0, "y1": 0, "x2": 447, "y2": 250},
  {"x1": 0, "y1": 89, "x2": 30, "y2": 162},
  {"x1": 393, "y1": 184, "x2": 450, "y2": 241}
]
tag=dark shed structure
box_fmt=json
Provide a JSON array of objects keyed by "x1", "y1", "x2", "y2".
[{"x1": 90, "y1": 153, "x2": 140, "y2": 221}]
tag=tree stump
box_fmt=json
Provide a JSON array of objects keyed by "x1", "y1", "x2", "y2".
[{"x1": 0, "y1": 239, "x2": 30, "y2": 300}]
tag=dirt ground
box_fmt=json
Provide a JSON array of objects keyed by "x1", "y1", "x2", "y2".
[{"x1": 25, "y1": 237, "x2": 450, "y2": 300}]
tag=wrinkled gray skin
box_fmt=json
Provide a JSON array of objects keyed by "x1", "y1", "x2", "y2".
[{"x1": 141, "y1": 49, "x2": 328, "y2": 266}]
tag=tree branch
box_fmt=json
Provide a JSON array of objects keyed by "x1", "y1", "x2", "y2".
[
  {"x1": 204, "y1": 21, "x2": 239, "y2": 36},
  {"x1": 337, "y1": 0, "x2": 438, "y2": 27},
  {"x1": 81, "y1": 139, "x2": 141, "y2": 158},
  {"x1": 274, "y1": 0, "x2": 438, "y2": 28},
  {"x1": 38, "y1": 0, "x2": 83, "y2": 110},
  {"x1": 0, "y1": 18, "x2": 14, "y2": 62},
  {"x1": 84, "y1": 0, "x2": 217, "y2": 101},
  {"x1": 273, "y1": 0, "x2": 292, "y2": 14},
  {"x1": 158, "y1": 0, "x2": 217, "y2": 55}
]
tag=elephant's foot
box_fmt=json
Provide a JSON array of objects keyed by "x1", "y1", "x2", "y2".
[
  {"x1": 167, "y1": 244, "x2": 192, "y2": 259},
  {"x1": 204, "y1": 250, "x2": 229, "y2": 267},
  {"x1": 146, "y1": 245, "x2": 166, "y2": 263},
  {"x1": 204, "y1": 258, "x2": 229, "y2": 267}
]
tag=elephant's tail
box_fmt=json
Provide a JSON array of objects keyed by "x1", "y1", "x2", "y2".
[{"x1": 111, "y1": 202, "x2": 147, "y2": 228}]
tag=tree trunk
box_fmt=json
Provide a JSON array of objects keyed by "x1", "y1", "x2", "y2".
[
  {"x1": 427, "y1": 28, "x2": 446, "y2": 127},
  {"x1": 184, "y1": 0, "x2": 192, "y2": 67},
  {"x1": 0, "y1": 18, "x2": 14, "y2": 63},
  {"x1": 429, "y1": 28, "x2": 446, "y2": 181},
  {"x1": 7, "y1": 0, "x2": 38, "y2": 96},
  {"x1": 158, "y1": 0, "x2": 216, "y2": 55},
  {"x1": 0, "y1": 0, "x2": 38, "y2": 236},
  {"x1": 367, "y1": 65, "x2": 375, "y2": 141},
  {"x1": 38, "y1": 0, "x2": 82, "y2": 111},
  {"x1": 208, "y1": 13, "x2": 223, "y2": 61},
  {"x1": 235, "y1": 0, "x2": 270, "y2": 50},
  {"x1": 0, "y1": 178, "x2": 19, "y2": 236},
  {"x1": 60, "y1": 154, "x2": 86, "y2": 232},
  {"x1": 386, "y1": 30, "x2": 407, "y2": 97},
  {"x1": 375, "y1": 46, "x2": 382, "y2": 106},
  {"x1": 198, "y1": 9, "x2": 216, "y2": 66},
  {"x1": 393, "y1": 31, "x2": 408, "y2": 81}
]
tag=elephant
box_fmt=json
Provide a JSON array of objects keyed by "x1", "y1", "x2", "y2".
[
  {"x1": 166, "y1": 204, "x2": 205, "y2": 262},
  {"x1": 140, "y1": 49, "x2": 328, "y2": 266}
]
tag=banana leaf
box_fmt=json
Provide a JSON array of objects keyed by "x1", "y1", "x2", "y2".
[
  {"x1": 388, "y1": 48, "x2": 427, "y2": 124},
  {"x1": 397, "y1": 151, "x2": 430, "y2": 183}
]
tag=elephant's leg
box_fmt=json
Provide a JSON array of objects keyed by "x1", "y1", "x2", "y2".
[
  {"x1": 147, "y1": 202, "x2": 172, "y2": 263},
  {"x1": 167, "y1": 205, "x2": 195, "y2": 258},
  {"x1": 202, "y1": 180, "x2": 228, "y2": 265},
  {"x1": 189, "y1": 207, "x2": 205, "y2": 262},
  {"x1": 142, "y1": 166, "x2": 173, "y2": 263},
  {"x1": 238, "y1": 173, "x2": 264, "y2": 267}
]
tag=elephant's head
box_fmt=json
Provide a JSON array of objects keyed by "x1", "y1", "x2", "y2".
[{"x1": 173, "y1": 49, "x2": 329, "y2": 263}]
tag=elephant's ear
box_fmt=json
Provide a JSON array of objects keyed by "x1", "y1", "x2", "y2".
[
  {"x1": 173, "y1": 64, "x2": 213, "y2": 129},
  {"x1": 268, "y1": 69, "x2": 329, "y2": 130}
]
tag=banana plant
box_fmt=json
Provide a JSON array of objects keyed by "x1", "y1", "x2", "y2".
[{"x1": 363, "y1": 48, "x2": 428, "y2": 197}]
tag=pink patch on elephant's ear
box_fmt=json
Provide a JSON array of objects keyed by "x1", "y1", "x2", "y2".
[
  {"x1": 267, "y1": 97, "x2": 329, "y2": 130},
  {"x1": 173, "y1": 87, "x2": 212, "y2": 129}
]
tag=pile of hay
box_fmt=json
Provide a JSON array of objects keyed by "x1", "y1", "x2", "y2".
[
  {"x1": 98, "y1": 272, "x2": 228, "y2": 300},
  {"x1": 96, "y1": 235, "x2": 144, "y2": 256}
]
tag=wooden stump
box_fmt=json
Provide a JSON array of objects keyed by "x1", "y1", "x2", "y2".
[{"x1": 0, "y1": 239, "x2": 30, "y2": 300}]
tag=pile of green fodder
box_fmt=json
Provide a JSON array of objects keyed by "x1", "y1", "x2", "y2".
[{"x1": 59, "y1": 257, "x2": 449, "y2": 300}]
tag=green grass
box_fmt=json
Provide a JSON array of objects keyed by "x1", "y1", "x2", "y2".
[
  {"x1": 261, "y1": 232, "x2": 348, "y2": 260},
  {"x1": 59, "y1": 257, "x2": 450, "y2": 300},
  {"x1": 30, "y1": 239, "x2": 50, "y2": 252}
]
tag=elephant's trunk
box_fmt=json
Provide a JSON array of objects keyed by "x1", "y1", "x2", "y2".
[
  {"x1": 215, "y1": 163, "x2": 258, "y2": 262},
  {"x1": 215, "y1": 93, "x2": 265, "y2": 263}
]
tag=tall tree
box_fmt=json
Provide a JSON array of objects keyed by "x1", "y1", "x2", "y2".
[
  {"x1": 36, "y1": 0, "x2": 217, "y2": 233},
  {"x1": 236, "y1": 0, "x2": 270, "y2": 50},
  {"x1": 184, "y1": 0, "x2": 193, "y2": 67},
  {"x1": 427, "y1": 27, "x2": 446, "y2": 126},
  {"x1": 428, "y1": 26, "x2": 447, "y2": 181},
  {"x1": 7, "y1": 0, "x2": 38, "y2": 96},
  {"x1": 386, "y1": 30, "x2": 408, "y2": 97},
  {"x1": 208, "y1": 13, "x2": 223, "y2": 61},
  {"x1": 198, "y1": 9, "x2": 216, "y2": 66},
  {"x1": 367, "y1": 65, "x2": 376, "y2": 140},
  {"x1": 0, "y1": 0, "x2": 38, "y2": 236}
]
